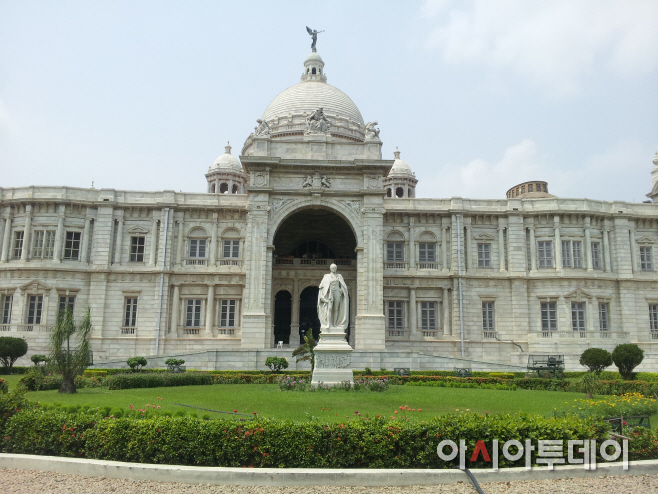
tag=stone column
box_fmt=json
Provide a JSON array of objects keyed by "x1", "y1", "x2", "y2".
[
  {"x1": 408, "y1": 218, "x2": 415, "y2": 270},
  {"x1": 441, "y1": 224, "x2": 449, "y2": 271},
  {"x1": 465, "y1": 223, "x2": 473, "y2": 272},
  {"x1": 629, "y1": 228, "x2": 637, "y2": 273},
  {"x1": 409, "y1": 287, "x2": 417, "y2": 340},
  {"x1": 442, "y1": 288, "x2": 451, "y2": 336},
  {"x1": 290, "y1": 278, "x2": 300, "y2": 344},
  {"x1": 498, "y1": 224, "x2": 506, "y2": 272},
  {"x1": 554, "y1": 216, "x2": 562, "y2": 270},
  {"x1": 20, "y1": 205, "x2": 32, "y2": 261},
  {"x1": 209, "y1": 213, "x2": 218, "y2": 266},
  {"x1": 205, "y1": 284, "x2": 215, "y2": 335},
  {"x1": 170, "y1": 285, "x2": 180, "y2": 334},
  {"x1": 1, "y1": 211, "x2": 13, "y2": 262},
  {"x1": 148, "y1": 214, "x2": 158, "y2": 266},
  {"x1": 528, "y1": 225, "x2": 537, "y2": 272},
  {"x1": 114, "y1": 213, "x2": 124, "y2": 265},
  {"x1": 175, "y1": 220, "x2": 184, "y2": 266},
  {"x1": 558, "y1": 295, "x2": 568, "y2": 331},
  {"x1": 584, "y1": 216, "x2": 593, "y2": 271},
  {"x1": 603, "y1": 228, "x2": 612, "y2": 272},
  {"x1": 53, "y1": 205, "x2": 65, "y2": 263},
  {"x1": 80, "y1": 216, "x2": 92, "y2": 263}
]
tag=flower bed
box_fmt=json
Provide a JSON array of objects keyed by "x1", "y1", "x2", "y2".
[
  {"x1": 1, "y1": 404, "x2": 616, "y2": 468},
  {"x1": 407, "y1": 381, "x2": 517, "y2": 391},
  {"x1": 554, "y1": 393, "x2": 658, "y2": 420}
]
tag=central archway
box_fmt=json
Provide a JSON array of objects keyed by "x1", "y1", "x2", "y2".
[{"x1": 271, "y1": 207, "x2": 358, "y2": 348}]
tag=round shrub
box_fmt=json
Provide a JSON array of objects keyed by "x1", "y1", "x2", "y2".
[
  {"x1": 579, "y1": 348, "x2": 613, "y2": 374},
  {"x1": 0, "y1": 337, "x2": 28, "y2": 374},
  {"x1": 612, "y1": 344, "x2": 645, "y2": 380},
  {"x1": 110, "y1": 408, "x2": 124, "y2": 418}
]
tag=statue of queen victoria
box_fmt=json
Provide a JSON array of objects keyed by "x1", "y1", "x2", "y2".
[{"x1": 317, "y1": 263, "x2": 349, "y2": 331}]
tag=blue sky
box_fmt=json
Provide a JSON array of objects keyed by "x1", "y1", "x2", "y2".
[{"x1": 1, "y1": 1, "x2": 657, "y2": 202}]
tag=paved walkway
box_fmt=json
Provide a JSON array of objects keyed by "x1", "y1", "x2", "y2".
[{"x1": 1, "y1": 468, "x2": 658, "y2": 494}]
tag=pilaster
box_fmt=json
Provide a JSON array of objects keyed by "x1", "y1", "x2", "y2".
[{"x1": 20, "y1": 204, "x2": 32, "y2": 261}]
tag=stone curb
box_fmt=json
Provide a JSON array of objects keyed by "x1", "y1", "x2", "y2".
[{"x1": 1, "y1": 454, "x2": 658, "y2": 486}]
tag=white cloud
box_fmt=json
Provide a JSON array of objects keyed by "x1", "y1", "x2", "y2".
[{"x1": 421, "y1": 0, "x2": 658, "y2": 95}]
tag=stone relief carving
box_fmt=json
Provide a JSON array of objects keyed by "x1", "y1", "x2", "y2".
[
  {"x1": 315, "y1": 353, "x2": 352, "y2": 369},
  {"x1": 253, "y1": 119, "x2": 271, "y2": 136},
  {"x1": 339, "y1": 200, "x2": 362, "y2": 217},
  {"x1": 305, "y1": 108, "x2": 331, "y2": 134},
  {"x1": 320, "y1": 175, "x2": 331, "y2": 188},
  {"x1": 364, "y1": 175, "x2": 381, "y2": 189},
  {"x1": 301, "y1": 173, "x2": 331, "y2": 188},
  {"x1": 270, "y1": 198, "x2": 295, "y2": 217},
  {"x1": 302, "y1": 175, "x2": 313, "y2": 188},
  {"x1": 252, "y1": 171, "x2": 269, "y2": 187},
  {"x1": 364, "y1": 121, "x2": 380, "y2": 140}
]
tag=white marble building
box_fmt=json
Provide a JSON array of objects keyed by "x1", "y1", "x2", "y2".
[{"x1": 2, "y1": 49, "x2": 658, "y2": 372}]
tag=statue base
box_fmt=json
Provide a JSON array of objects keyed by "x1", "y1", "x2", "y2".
[{"x1": 311, "y1": 329, "x2": 354, "y2": 387}]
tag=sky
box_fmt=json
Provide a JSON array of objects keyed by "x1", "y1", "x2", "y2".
[{"x1": 1, "y1": 1, "x2": 657, "y2": 202}]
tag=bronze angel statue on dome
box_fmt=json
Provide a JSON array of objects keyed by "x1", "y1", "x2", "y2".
[{"x1": 306, "y1": 26, "x2": 324, "y2": 52}]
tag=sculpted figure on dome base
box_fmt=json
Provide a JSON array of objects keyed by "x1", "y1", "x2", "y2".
[
  {"x1": 364, "y1": 121, "x2": 380, "y2": 140},
  {"x1": 253, "y1": 119, "x2": 271, "y2": 136},
  {"x1": 305, "y1": 107, "x2": 331, "y2": 135}
]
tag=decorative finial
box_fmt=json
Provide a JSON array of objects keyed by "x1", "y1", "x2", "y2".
[
  {"x1": 394, "y1": 147, "x2": 401, "y2": 159},
  {"x1": 225, "y1": 142, "x2": 232, "y2": 155},
  {"x1": 306, "y1": 26, "x2": 324, "y2": 52}
]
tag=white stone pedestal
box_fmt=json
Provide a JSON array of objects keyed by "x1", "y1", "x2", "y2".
[{"x1": 311, "y1": 331, "x2": 354, "y2": 386}]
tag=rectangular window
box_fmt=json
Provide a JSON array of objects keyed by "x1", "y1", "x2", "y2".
[
  {"x1": 537, "y1": 241, "x2": 553, "y2": 268},
  {"x1": 477, "y1": 243, "x2": 491, "y2": 268},
  {"x1": 599, "y1": 302, "x2": 609, "y2": 331},
  {"x1": 571, "y1": 302, "x2": 586, "y2": 331},
  {"x1": 640, "y1": 246, "x2": 653, "y2": 271},
  {"x1": 64, "y1": 231, "x2": 81, "y2": 260},
  {"x1": 12, "y1": 231, "x2": 24, "y2": 259},
  {"x1": 130, "y1": 236, "x2": 145, "y2": 262},
  {"x1": 58, "y1": 296, "x2": 75, "y2": 316},
  {"x1": 220, "y1": 300, "x2": 237, "y2": 327},
  {"x1": 541, "y1": 302, "x2": 557, "y2": 331},
  {"x1": 418, "y1": 243, "x2": 436, "y2": 262},
  {"x1": 189, "y1": 239, "x2": 206, "y2": 258},
  {"x1": 1, "y1": 296, "x2": 12, "y2": 324},
  {"x1": 223, "y1": 240, "x2": 240, "y2": 258},
  {"x1": 561, "y1": 240, "x2": 583, "y2": 268},
  {"x1": 420, "y1": 301, "x2": 436, "y2": 330},
  {"x1": 650, "y1": 305, "x2": 658, "y2": 332},
  {"x1": 32, "y1": 230, "x2": 56, "y2": 259},
  {"x1": 387, "y1": 301, "x2": 403, "y2": 330},
  {"x1": 185, "y1": 299, "x2": 202, "y2": 327},
  {"x1": 591, "y1": 242, "x2": 601, "y2": 270},
  {"x1": 482, "y1": 302, "x2": 495, "y2": 332},
  {"x1": 124, "y1": 298, "x2": 138, "y2": 327},
  {"x1": 386, "y1": 242, "x2": 404, "y2": 262},
  {"x1": 27, "y1": 295, "x2": 43, "y2": 325}
]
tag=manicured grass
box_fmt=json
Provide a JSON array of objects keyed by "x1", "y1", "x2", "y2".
[
  {"x1": 20, "y1": 384, "x2": 590, "y2": 421},
  {"x1": 1, "y1": 374, "x2": 23, "y2": 390}
]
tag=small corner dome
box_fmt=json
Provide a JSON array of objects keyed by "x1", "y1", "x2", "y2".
[
  {"x1": 210, "y1": 143, "x2": 243, "y2": 172},
  {"x1": 388, "y1": 148, "x2": 414, "y2": 177}
]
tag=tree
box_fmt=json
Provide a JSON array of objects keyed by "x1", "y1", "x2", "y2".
[
  {"x1": 292, "y1": 332, "x2": 317, "y2": 371},
  {"x1": 612, "y1": 344, "x2": 644, "y2": 380},
  {"x1": 165, "y1": 358, "x2": 185, "y2": 373},
  {"x1": 580, "y1": 372, "x2": 600, "y2": 399},
  {"x1": 48, "y1": 308, "x2": 93, "y2": 394},
  {"x1": 0, "y1": 337, "x2": 28, "y2": 374},
  {"x1": 127, "y1": 356, "x2": 147, "y2": 372},
  {"x1": 265, "y1": 356, "x2": 289, "y2": 373},
  {"x1": 579, "y1": 348, "x2": 613, "y2": 374},
  {"x1": 30, "y1": 355, "x2": 48, "y2": 367}
]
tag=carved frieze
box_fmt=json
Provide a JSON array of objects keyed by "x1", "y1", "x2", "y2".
[
  {"x1": 364, "y1": 175, "x2": 382, "y2": 189},
  {"x1": 315, "y1": 353, "x2": 352, "y2": 369}
]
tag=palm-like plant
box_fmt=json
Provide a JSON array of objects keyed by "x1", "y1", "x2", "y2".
[
  {"x1": 292, "y1": 332, "x2": 317, "y2": 371},
  {"x1": 48, "y1": 308, "x2": 92, "y2": 394}
]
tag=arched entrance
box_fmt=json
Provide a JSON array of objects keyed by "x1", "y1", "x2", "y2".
[
  {"x1": 273, "y1": 290, "x2": 292, "y2": 345},
  {"x1": 299, "y1": 286, "x2": 320, "y2": 344},
  {"x1": 271, "y1": 207, "x2": 357, "y2": 348}
]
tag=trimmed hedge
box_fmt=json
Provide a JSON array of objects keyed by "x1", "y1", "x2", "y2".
[
  {"x1": 2, "y1": 408, "x2": 612, "y2": 468},
  {"x1": 19, "y1": 373, "x2": 104, "y2": 391},
  {"x1": 0, "y1": 366, "x2": 30, "y2": 376},
  {"x1": 105, "y1": 372, "x2": 213, "y2": 390}
]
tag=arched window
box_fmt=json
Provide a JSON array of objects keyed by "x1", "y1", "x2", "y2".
[
  {"x1": 187, "y1": 227, "x2": 208, "y2": 265},
  {"x1": 221, "y1": 228, "x2": 241, "y2": 261},
  {"x1": 312, "y1": 67, "x2": 316, "y2": 74},
  {"x1": 220, "y1": 183, "x2": 228, "y2": 193},
  {"x1": 396, "y1": 187, "x2": 404, "y2": 198},
  {"x1": 232, "y1": 184, "x2": 239, "y2": 194}
]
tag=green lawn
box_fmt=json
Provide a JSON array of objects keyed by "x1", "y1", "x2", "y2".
[{"x1": 16, "y1": 383, "x2": 589, "y2": 421}]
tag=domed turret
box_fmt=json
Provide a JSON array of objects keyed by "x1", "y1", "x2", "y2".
[
  {"x1": 384, "y1": 148, "x2": 418, "y2": 198},
  {"x1": 206, "y1": 142, "x2": 246, "y2": 194}
]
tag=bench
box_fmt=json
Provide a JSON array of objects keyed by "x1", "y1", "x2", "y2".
[
  {"x1": 453, "y1": 367, "x2": 472, "y2": 378},
  {"x1": 527, "y1": 354, "x2": 564, "y2": 378},
  {"x1": 606, "y1": 415, "x2": 651, "y2": 434}
]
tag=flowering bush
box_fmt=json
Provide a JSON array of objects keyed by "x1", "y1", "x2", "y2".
[
  {"x1": 0, "y1": 378, "x2": 7, "y2": 394},
  {"x1": 554, "y1": 393, "x2": 658, "y2": 420},
  {"x1": 278, "y1": 375, "x2": 309, "y2": 391},
  {"x1": 353, "y1": 377, "x2": 389, "y2": 392}
]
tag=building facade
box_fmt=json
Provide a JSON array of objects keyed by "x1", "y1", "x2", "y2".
[{"x1": 2, "y1": 50, "x2": 658, "y2": 371}]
